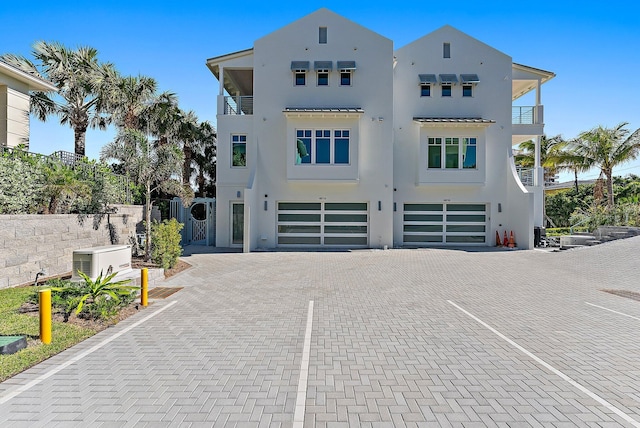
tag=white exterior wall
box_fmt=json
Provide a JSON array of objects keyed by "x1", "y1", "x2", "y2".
[
  {"x1": 210, "y1": 11, "x2": 547, "y2": 250},
  {"x1": 393, "y1": 26, "x2": 533, "y2": 248},
  {"x1": 0, "y1": 84, "x2": 30, "y2": 149},
  {"x1": 215, "y1": 9, "x2": 394, "y2": 249}
]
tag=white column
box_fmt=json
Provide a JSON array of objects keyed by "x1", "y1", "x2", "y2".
[
  {"x1": 534, "y1": 135, "x2": 542, "y2": 187},
  {"x1": 219, "y1": 67, "x2": 224, "y2": 95}
]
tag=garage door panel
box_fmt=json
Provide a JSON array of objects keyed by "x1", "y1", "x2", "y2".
[
  {"x1": 277, "y1": 202, "x2": 368, "y2": 247},
  {"x1": 403, "y1": 203, "x2": 487, "y2": 246}
]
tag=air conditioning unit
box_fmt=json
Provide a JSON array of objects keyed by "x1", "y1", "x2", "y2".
[{"x1": 72, "y1": 245, "x2": 133, "y2": 281}]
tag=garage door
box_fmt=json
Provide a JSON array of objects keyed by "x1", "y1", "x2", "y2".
[
  {"x1": 403, "y1": 203, "x2": 487, "y2": 245},
  {"x1": 277, "y1": 202, "x2": 368, "y2": 247}
]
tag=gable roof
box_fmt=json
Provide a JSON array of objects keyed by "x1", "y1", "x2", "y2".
[{"x1": 0, "y1": 60, "x2": 58, "y2": 92}]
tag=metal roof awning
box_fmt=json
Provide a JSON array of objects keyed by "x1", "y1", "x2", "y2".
[
  {"x1": 460, "y1": 74, "x2": 480, "y2": 84},
  {"x1": 418, "y1": 74, "x2": 437, "y2": 85},
  {"x1": 291, "y1": 61, "x2": 310, "y2": 71},
  {"x1": 284, "y1": 107, "x2": 364, "y2": 118},
  {"x1": 413, "y1": 117, "x2": 495, "y2": 128},
  {"x1": 439, "y1": 74, "x2": 458, "y2": 84},
  {"x1": 314, "y1": 61, "x2": 333, "y2": 71},
  {"x1": 337, "y1": 61, "x2": 356, "y2": 70}
]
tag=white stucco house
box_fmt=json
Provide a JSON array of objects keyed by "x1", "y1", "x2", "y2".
[
  {"x1": 0, "y1": 60, "x2": 57, "y2": 150},
  {"x1": 206, "y1": 8, "x2": 554, "y2": 251}
]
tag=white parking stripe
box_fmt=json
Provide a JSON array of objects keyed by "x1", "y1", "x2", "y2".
[
  {"x1": 0, "y1": 301, "x2": 177, "y2": 405},
  {"x1": 294, "y1": 300, "x2": 314, "y2": 428},
  {"x1": 448, "y1": 300, "x2": 640, "y2": 427},
  {"x1": 586, "y1": 302, "x2": 640, "y2": 321}
]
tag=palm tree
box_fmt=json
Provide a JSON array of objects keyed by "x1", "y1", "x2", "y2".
[
  {"x1": 574, "y1": 123, "x2": 640, "y2": 207},
  {"x1": 192, "y1": 121, "x2": 217, "y2": 197},
  {"x1": 101, "y1": 129, "x2": 187, "y2": 259},
  {"x1": 514, "y1": 135, "x2": 566, "y2": 184},
  {"x1": 176, "y1": 110, "x2": 200, "y2": 186},
  {"x1": 106, "y1": 73, "x2": 157, "y2": 131},
  {"x1": 1, "y1": 41, "x2": 115, "y2": 156},
  {"x1": 144, "y1": 92, "x2": 181, "y2": 147}
]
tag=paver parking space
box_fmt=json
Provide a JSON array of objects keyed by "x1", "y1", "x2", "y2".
[{"x1": 1, "y1": 237, "x2": 640, "y2": 427}]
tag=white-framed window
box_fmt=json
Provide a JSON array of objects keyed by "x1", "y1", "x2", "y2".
[
  {"x1": 420, "y1": 84, "x2": 431, "y2": 97},
  {"x1": 462, "y1": 85, "x2": 473, "y2": 97},
  {"x1": 441, "y1": 85, "x2": 452, "y2": 97},
  {"x1": 317, "y1": 69, "x2": 329, "y2": 86},
  {"x1": 231, "y1": 134, "x2": 247, "y2": 167},
  {"x1": 340, "y1": 70, "x2": 352, "y2": 86},
  {"x1": 296, "y1": 129, "x2": 350, "y2": 165},
  {"x1": 294, "y1": 70, "x2": 306, "y2": 86},
  {"x1": 427, "y1": 137, "x2": 477, "y2": 169}
]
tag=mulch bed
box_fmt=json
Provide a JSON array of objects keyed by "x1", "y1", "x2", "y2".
[{"x1": 20, "y1": 258, "x2": 191, "y2": 332}]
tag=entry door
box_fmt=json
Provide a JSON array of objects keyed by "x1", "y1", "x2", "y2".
[{"x1": 231, "y1": 203, "x2": 244, "y2": 246}]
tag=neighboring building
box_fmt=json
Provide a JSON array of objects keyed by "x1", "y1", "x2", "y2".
[
  {"x1": 206, "y1": 8, "x2": 554, "y2": 251},
  {"x1": 0, "y1": 60, "x2": 57, "y2": 150}
]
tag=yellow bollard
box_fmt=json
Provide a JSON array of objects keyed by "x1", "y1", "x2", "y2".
[
  {"x1": 39, "y1": 289, "x2": 51, "y2": 344},
  {"x1": 141, "y1": 268, "x2": 148, "y2": 307}
]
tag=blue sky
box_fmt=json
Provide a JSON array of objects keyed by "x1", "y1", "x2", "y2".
[{"x1": 2, "y1": 1, "x2": 639, "y2": 182}]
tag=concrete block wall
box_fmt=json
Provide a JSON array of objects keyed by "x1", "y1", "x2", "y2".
[{"x1": 0, "y1": 205, "x2": 144, "y2": 289}]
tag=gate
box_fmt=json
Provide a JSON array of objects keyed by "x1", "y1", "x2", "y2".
[{"x1": 170, "y1": 198, "x2": 216, "y2": 246}]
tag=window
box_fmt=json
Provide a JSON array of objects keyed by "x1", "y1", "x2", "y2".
[
  {"x1": 295, "y1": 70, "x2": 306, "y2": 86},
  {"x1": 319, "y1": 27, "x2": 327, "y2": 44},
  {"x1": 296, "y1": 129, "x2": 350, "y2": 165},
  {"x1": 463, "y1": 85, "x2": 473, "y2": 97},
  {"x1": 317, "y1": 69, "x2": 329, "y2": 86},
  {"x1": 231, "y1": 135, "x2": 246, "y2": 167},
  {"x1": 428, "y1": 136, "x2": 477, "y2": 169},
  {"x1": 340, "y1": 70, "x2": 351, "y2": 86},
  {"x1": 420, "y1": 84, "x2": 431, "y2": 97},
  {"x1": 443, "y1": 42, "x2": 451, "y2": 58},
  {"x1": 441, "y1": 85, "x2": 451, "y2": 97}
]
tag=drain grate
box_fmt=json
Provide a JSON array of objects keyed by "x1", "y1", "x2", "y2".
[
  {"x1": 602, "y1": 289, "x2": 640, "y2": 302},
  {"x1": 147, "y1": 287, "x2": 183, "y2": 299}
]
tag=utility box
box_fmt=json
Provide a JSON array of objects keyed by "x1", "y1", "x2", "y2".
[{"x1": 72, "y1": 245, "x2": 132, "y2": 281}]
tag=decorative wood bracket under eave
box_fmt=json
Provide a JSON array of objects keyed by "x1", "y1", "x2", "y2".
[
  {"x1": 413, "y1": 117, "x2": 495, "y2": 128},
  {"x1": 284, "y1": 107, "x2": 364, "y2": 119}
]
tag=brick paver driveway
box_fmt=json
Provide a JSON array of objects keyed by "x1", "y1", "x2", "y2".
[{"x1": 2, "y1": 237, "x2": 640, "y2": 427}]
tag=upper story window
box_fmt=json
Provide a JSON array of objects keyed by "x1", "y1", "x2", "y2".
[
  {"x1": 418, "y1": 74, "x2": 436, "y2": 97},
  {"x1": 443, "y1": 42, "x2": 451, "y2": 58},
  {"x1": 296, "y1": 129, "x2": 350, "y2": 165},
  {"x1": 295, "y1": 70, "x2": 306, "y2": 86},
  {"x1": 439, "y1": 74, "x2": 457, "y2": 97},
  {"x1": 460, "y1": 74, "x2": 479, "y2": 98},
  {"x1": 314, "y1": 61, "x2": 332, "y2": 87},
  {"x1": 337, "y1": 61, "x2": 356, "y2": 87},
  {"x1": 291, "y1": 61, "x2": 310, "y2": 87},
  {"x1": 231, "y1": 134, "x2": 247, "y2": 167},
  {"x1": 319, "y1": 27, "x2": 328, "y2": 44},
  {"x1": 441, "y1": 85, "x2": 452, "y2": 97},
  {"x1": 428, "y1": 137, "x2": 476, "y2": 169}
]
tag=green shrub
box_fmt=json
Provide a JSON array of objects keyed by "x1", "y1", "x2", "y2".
[
  {"x1": 545, "y1": 227, "x2": 589, "y2": 236},
  {"x1": 151, "y1": 218, "x2": 184, "y2": 269}
]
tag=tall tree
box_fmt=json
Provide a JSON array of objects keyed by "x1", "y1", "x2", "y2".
[
  {"x1": 105, "y1": 73, "x2": 157, "y2": 131},
  {"x1": 192, "y1": 121, "x2": 217, "y2": 197},
  {"x1": 100, "y1": 129, "x2": 190, "y2": 259},
  {"x1": 514, "y1": 135, "x2": 565, "y2": 184},
  {"x1": 574, "y1": 123, "x2": 640, "y2": 207},
  {"x1": 1, "y1": 41, "x2": 114, "y2": 156},
  {"x1": 177, "y1": 110, "x2": 200, "y2": 186}
]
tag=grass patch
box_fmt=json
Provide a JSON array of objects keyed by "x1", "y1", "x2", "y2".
[{"x1": 0, "y1": 287, "x2": 97, "y2": 382}]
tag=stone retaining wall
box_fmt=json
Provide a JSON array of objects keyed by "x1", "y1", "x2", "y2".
[{"x1": 0, "y1": 205, "x2": 144, "y2": 289}]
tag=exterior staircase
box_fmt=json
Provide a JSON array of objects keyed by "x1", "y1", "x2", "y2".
[{"x1": 560, "y1": 226, "x2": 640, "y2": 250}]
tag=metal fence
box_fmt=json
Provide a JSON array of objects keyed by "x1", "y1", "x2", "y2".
[{"x1": 1, "y1": 147, "x2": 132, "y2": 204}]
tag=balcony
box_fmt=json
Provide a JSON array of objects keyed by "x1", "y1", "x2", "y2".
[
  {"x1": 224, "y1": 96, "x2": 253, "y2": 115},
  {"x1": 512, "y1": 105, "x2": 544, "y2": 144},
  {"x1": 516, "y1": 167, "x2": 534, "y2": 187}
]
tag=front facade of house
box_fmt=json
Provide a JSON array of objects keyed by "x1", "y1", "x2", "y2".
[
  {"x1": 207, "y1": 9, "x2": 554, "y2": 251},
  {"x1": 0, "y1": 60, "x2": 57, "y2": 149}
]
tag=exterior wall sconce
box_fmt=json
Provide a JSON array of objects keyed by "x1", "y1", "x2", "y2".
[
  {"x1": 393, "y1": 202, "x2": 397, "y2": 212},
  {"x1": 378, "y1": 201, "x2": 382, "y2": 211},
  {"x1": 498, "y1": 203, "x2": 502, "y2": 213},
  {"x1": 264, "y1": 201, "x2": 268, "y2": 211},
  {"x1": 236, "y1": 191, "x2": 241, "y2": 198}
]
